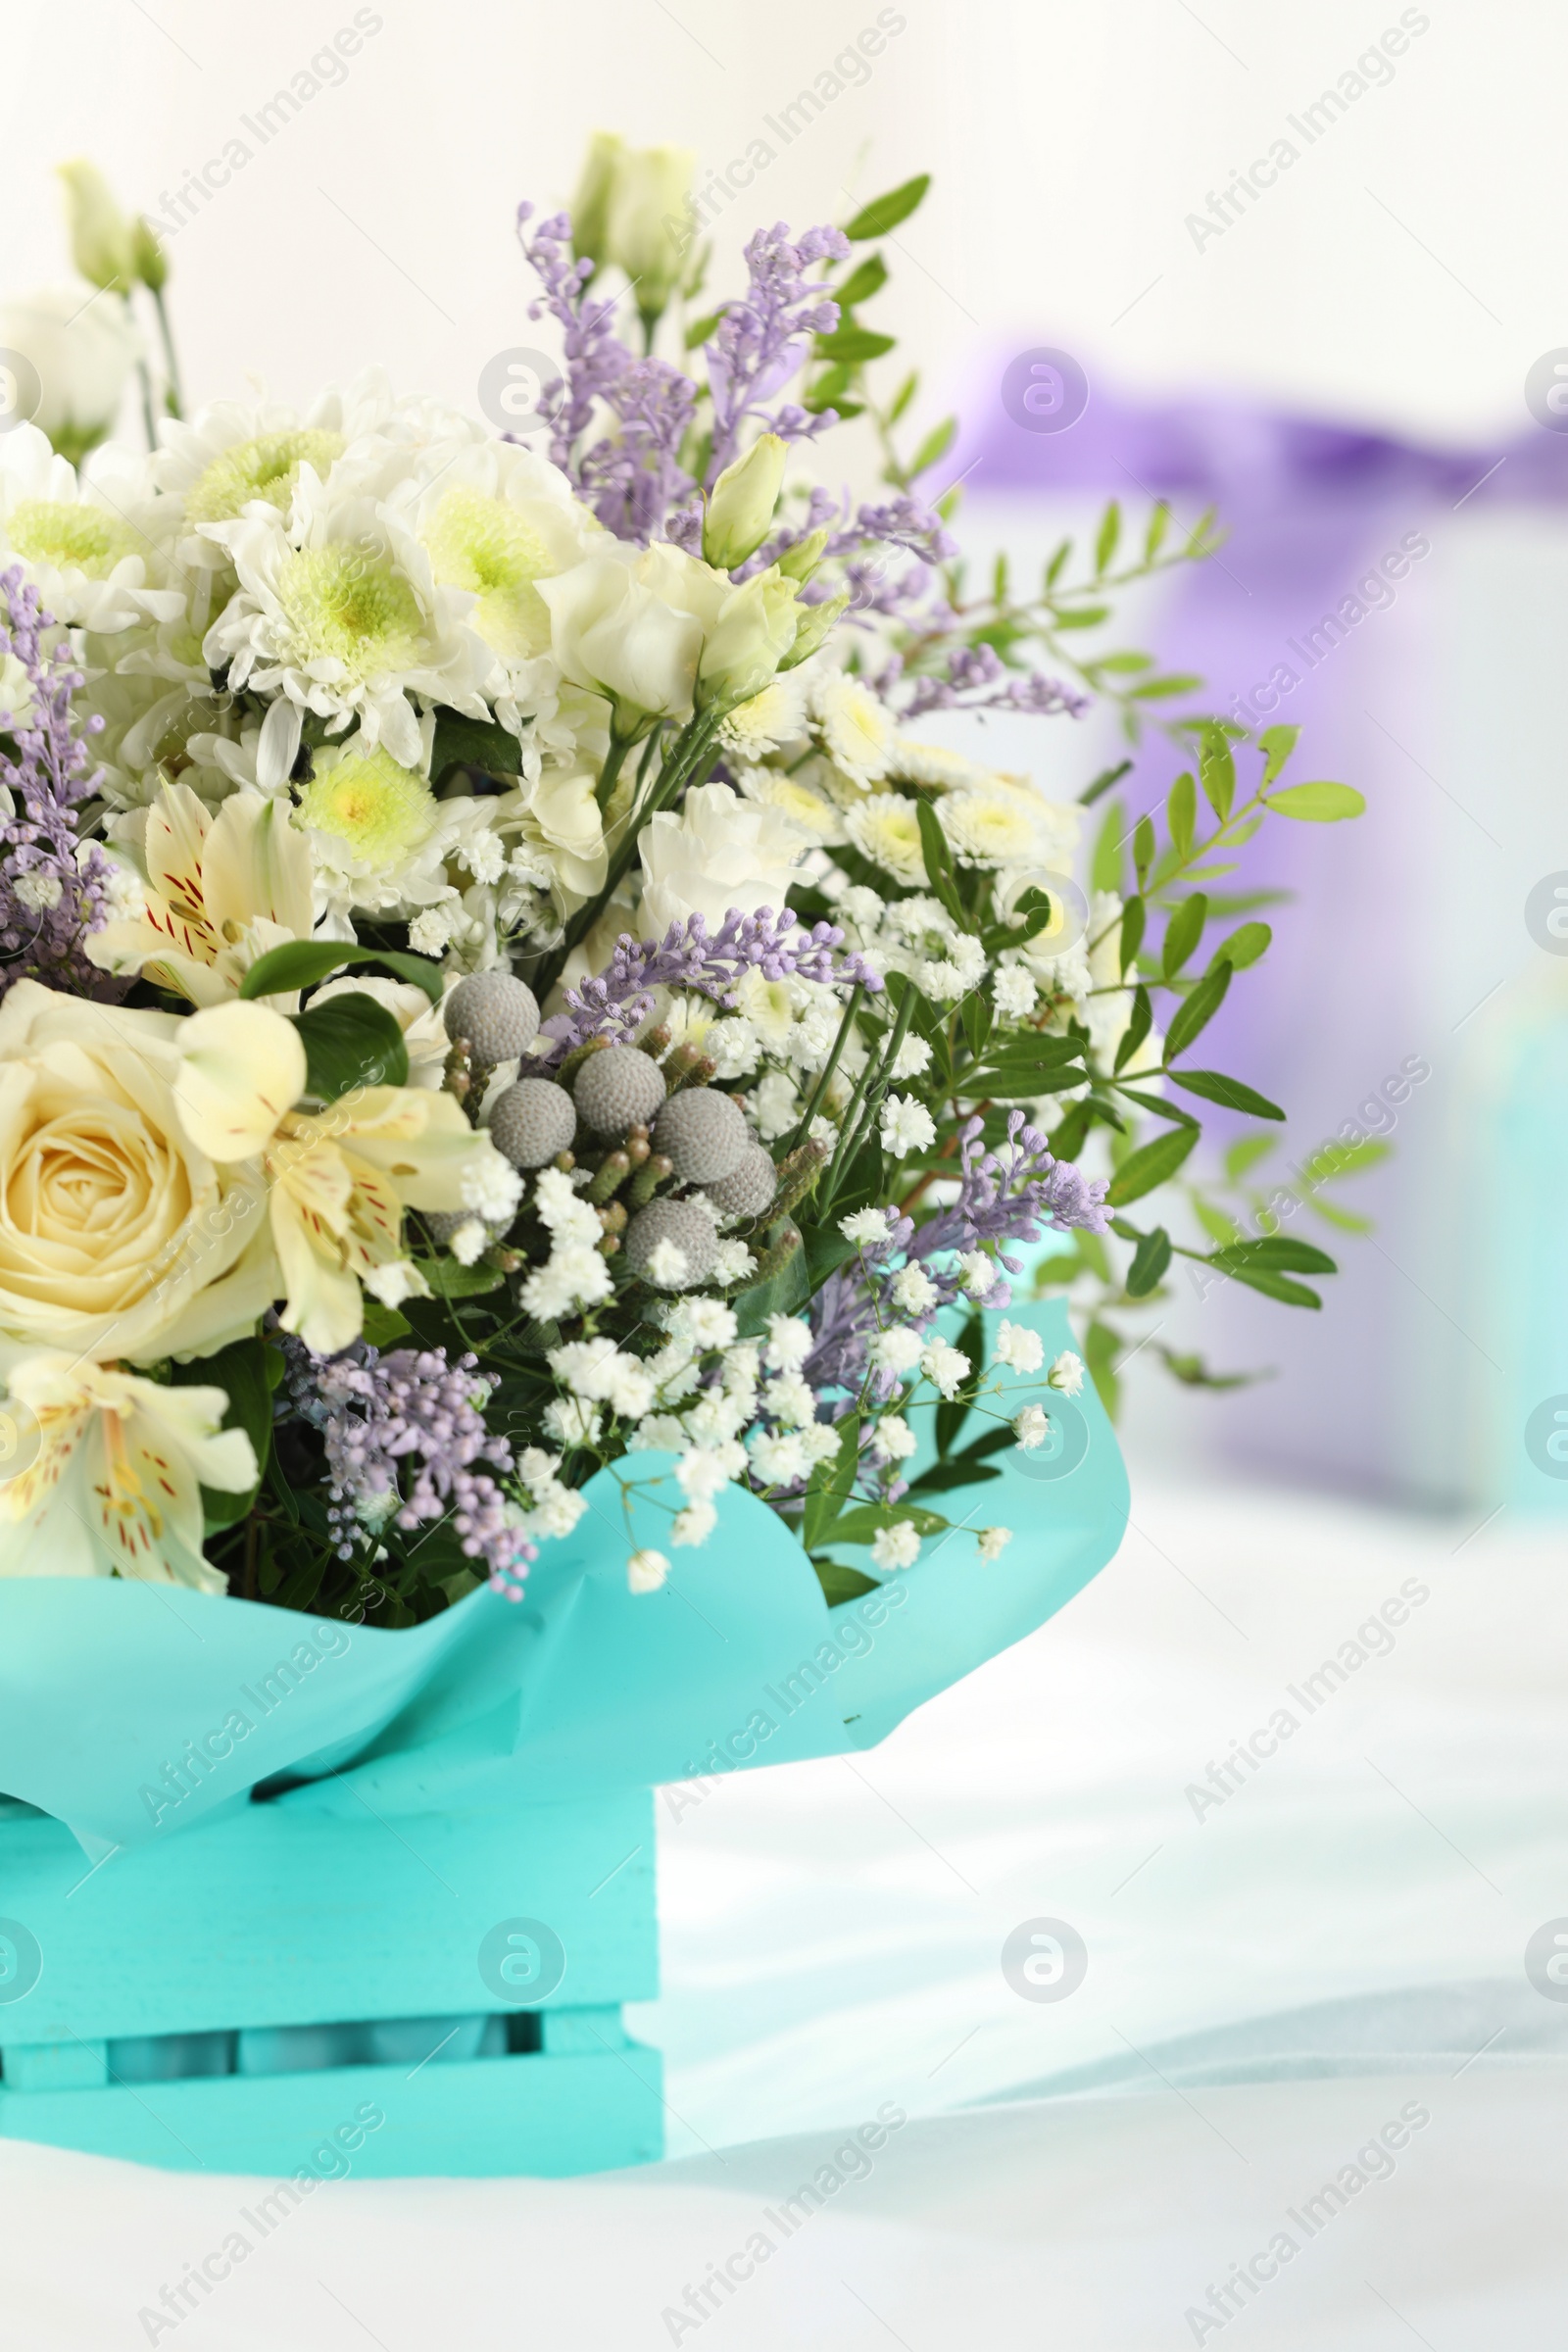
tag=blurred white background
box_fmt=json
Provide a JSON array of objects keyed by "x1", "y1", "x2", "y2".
[{"x1": 3, "y1": 0, "x2": 1562, "y2": 445}]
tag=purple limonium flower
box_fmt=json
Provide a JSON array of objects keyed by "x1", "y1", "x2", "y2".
[
  {"x1": 803, "y1": 1112, "x2": 1108, "y2": 1401},
  {"x1": 286, "y1": 1339, "x2": 535, "y2": 1598},
  {"x1": 529, "y1": 906, "x2": 882, "y2": 1066},
  {"x1": 0, "y1": 565, "x2": 122, "y2": 1001},
  {"x1": 705, "y1": 222, "x2": 850, "y2": 479}
]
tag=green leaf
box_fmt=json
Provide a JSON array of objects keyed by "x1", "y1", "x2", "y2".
[
  {"x1": 908, "y1": 416, "x2": 957, "y2": 478},
  {"x1": 1167, "y1": 771, "x2": 1197, "y2": 861},
  {"x1": 1213, "y1": 1261, "x2": 1323, "y2": 1309},
  {"x1": 1079, "y1": 759, "x2": 1132, "y2": 808},
  {"x1": 409, "y1": 1254, "x2": 506, "y2": 1298},
  {"x1": 803, "y1": 364, "x2": 853, "y2": 415},
  {"x1": 684, "y1": 307, "x2": 725, "y2": 350},
  {"x1": 1094, "y1": 500, "x2": 1121, "y2": 575},
  {"x1": 812, "y1": 1559, "x2": 880, "y2": 1606},
  {"x1": 834, "y1": 254, "x2": 888, "y2": 306},
  {"x1": 1300, "y1": 1138, "x2": 1390, "y2": 1181},
  {"x1": 1092, "y1": 801, "x2": 1126, "y2": 895},
  {"x1": 1104, "y1": 1123, "x2": 1199, "y2": 1204},
  {"x1": 240, "y1": 940, "x2": 445, "y2": 1006},
  {"x1": 900, "y1": 1458, "x2": 1003, "y2": 1496},
  {"x1": 1044, "y1": 537, "x2": 1072, "y2": 590},
  {"x1": 171, "y1": 1336, "x2": 272, "y2": 1533},
  {"x1": 1306, "y1": 1196, "x2": 1374, "y2": 1235},
  {"x1": 915, "y1": 799, "x2": 965, "y2": 925},
  {"x1": 429, "y1": 709, "x2": 524, "y2": 786},
  {"x1": 1084, "y1": 1319, "x2": 1121, "y2": 1421},
  {"x1": 1047, "y1": 1101, "x2": 1094, "y2": 1160},
  {"x1": 1163, "y1": 962, "x2": 1232, "y2": 1062},
  {"x1": 1113, "y1": 984, "x2": 1152, "y2": 1073},
  {"x1": 1128, "y1": 672, "x2": 1203, "y2": 702},
  {"x1": 826, "y1": 1500, "x2": 949, "y2": 1548},
  {"x1": 361, "y1": 1298, "x2": 413, "y2": 1346},
  {"x1": 1224, "y1": 1133, "x2": 1276, "y2": 1182},
  {"x1": 1052, "y1": 604, "x2": 1109, "y2": 630},
  {"x1": 1112, "y1": 1084, "x2": 1198, "y2": 1128},
  {"x1": 733, "y1": 1218, "x2": 809, "y2": 1336},
  {"x1": 1094, "y1": 651, "x2": 1153, "y2": 674},
  {"x1": 887, "y1": 370, "x2": 919, "y2": 424},
  {"x1": 802, "y1": 1414, "x2": 861, "y2": 1552},
  {"x1": 1133, "y1": 814, "x2": 1155, "y2": 888},
  {"x1": 936, "y1": 1309, "x2": 984, "y2": 1456},
  {"x1": 1199, "y1": 726, "x2": 1236, "y2": 823},
  {"x1": 1257, "y1": 724, "x2": 1298, "y2": 787},
  {"x1": 1264, "y1": 780, "x2": 1365, "y2": 822},
  {"x1": 1119, "y1": 895, "x2": 1146, "y2": 974},
  {"x1": 1144, "y1": 501, "x2": 1171, "y2": 562},
  {"x1": 843, "y1": 173, "x2": 931, "y2": 239},
  {"x1": 1213, "y1": 1235, "x2": 1337, "y2": 1275},
  {"x1": 1126, "y1": 1225, "x2": 1172, "y2": 1297},
  {"x1": 291, "y1": 991, "x2": 409, "y2": 1101},
  {"x1": 1161, "y1": 892, "x2": 1207, "y2": 979},
  {"x1": 1210, "y1": 920, "x2": 1271, "y2": 972},
  {"x1": 814, "y1": 325, "x2": 896, "y2": 363},
  {"x1": 1170, "y1": 1068, "x2": 1286, "y2": 1120}
]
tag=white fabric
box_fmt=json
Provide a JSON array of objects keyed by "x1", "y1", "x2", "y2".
[{"x1": 8, "y1": 1477, "x2": 1566, "y2": 2345}]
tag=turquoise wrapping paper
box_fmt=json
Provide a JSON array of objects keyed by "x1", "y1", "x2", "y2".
[{"x1": 0, "y1": 1298, "x2": 1127, "y2": 1855}]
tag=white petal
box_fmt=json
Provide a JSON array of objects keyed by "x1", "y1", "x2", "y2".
[
  {"x1": 174, "y1": 1001, "x2": 307, "y2": 1160},
  {"x1": 257, "y1": 696, "x2": 303, "y2": 791}
]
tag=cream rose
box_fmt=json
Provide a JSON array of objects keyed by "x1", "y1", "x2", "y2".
[
  {"x1": 637, "y1": 781, "x2": 805, "y2": 935},
  {"x1": 0, "y1": 981, "x2": 276, "y2": 1371}
]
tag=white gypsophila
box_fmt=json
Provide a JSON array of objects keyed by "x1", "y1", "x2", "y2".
[
  {"x1": 719, "y1": 670, "x2": 808, "y2": 760},
  {"x1": 956, "y1": 1249, "x2": 1000, "y2": 1299},
  {"x1": 677, "y1": 1441, "x2": 746, "y2": 1499},
  {"x1": 748, "y1": 1427, "x2": 808, "y2": 1486},
  {"x1": 977, "y1": 1526, "x2": 1013, "y2": 1561},
  {"x1": 842, "y1": 792, "x2": 926, "y2": 886},
  {"x1": 915, "y1": 957, "x2": 965, "y2": 1002},
  {"x1": 840, "y1": 1206, "x2": 891, "y2": 1246},
  {"x1": 890, "y1": 1263, "x2": 938, "y2": 1315},
  {"x1": 811, "y1": 672, "x2": 895, "y2": 789},
  {"x1": 627, "y1": 1546, "x2": 670, "y2": 1593},
  {"x1": 751, "y1": 1068, "x2": 798, "y2": 1142},
  {"x1": 762, "y1": 1313, "x2": 813, "y2": 1372},
  {"x1": 874, "y1": 1413, "x2": 918, "y2": 1461},
  {"x1": 0, "y1": 424, "x2": 185, "y2": 634},
  {"x1": 521, "y1": 1240, "x2": 612, "y2": 1320},
  {"x1": 994, "y1": 1319, "x2": 1046, "y2": 1376},
  {"x1": 921, "y1": 1339, "x2": 970, "y2": 1399},
  {"x1": 461, "y1": 1141, "x2": 524, "y2": 1223},
  {"x1": 646, "y1": 1238, "x2": 691, "y2": 1288},
  {"x1": 765, "y1": 1372, "x2": 817, "y2": 1429},
  {"x1": 789, "y1": 994, "x2": 846, "y2": 1072},
  {"x1": 870, "y1": 1519, "x2": 921, "y2": 1571},
  {"x1": 705, "y1": 1018, "x2": 760, "y2": 1082},
  {"x1": 1013, "y1": 1403, "x2": 1050, "y2": 1449},
  {"x1": 673, "y1": 1298, "x2": 738, "y2": 1350},
  {"x1": 543, "y1": 1396, "x2": 602, "y2": 1448},
  {"x1": 528, "y1": 1483, "x2": 590, "y2": 1539},
  {"x1": 626, "y1": 1412, "x2": 687, "y2": 1452},
  {"x1": 446, "y1": 1216, "x2": 488, "y2": 1265},
  {"x1": 684, "y1": 1392, "x2": 749, "y2": 1446},
  {"x1": 880, "y1": 1094, "x2": 936, "y2": 1155},
  {"x1": 14, "y1": 872, "x2": 64, "y2": 911},
  {"x1": 870, "y1": 1327, "x2": 922, "y2": 1376},
  {"x1": 203, "y1": 477, "x2": 491, "y2": 788},
  {"x1": 890, "y1": 1033, "x2": 933, "y2": 1082},
  {"x1": 1050, "y1": 1349, "x2": 1086, "y2": 1396},
  {"x1": 994, "y1": 965, "x2": 1037, "y2": 1017},
  {"x1": 672, "y1": 1501, "x2": 717, "y2": 1546},
  {"x1": 734, "y1": 762, "x2": 844, "y2": 846}
]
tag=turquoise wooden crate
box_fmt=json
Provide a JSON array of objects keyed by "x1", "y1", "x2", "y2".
[
  {"x1": 0, "y1": 1789, "x2": 662, "y2": 2177},
  {"x1": 0, "y1": 1295, "x2": 1127, "y2": 2179}
]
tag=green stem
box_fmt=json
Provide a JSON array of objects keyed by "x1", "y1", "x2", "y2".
[
  {"x1": 152, "y1": 286, "x2": 184, "y2": 417},
  {"x1": 594, "y1": 727, "x2": 635, "y2": 817},
  {"x1": 134, "y1": 355, "x2": 156, "y2": 453},
  {"x1": 781, "y1": 984, "x2": 861, "y2": 1157},
  {"x1": 820, "y1": 983, "x2": 917, "y2": 1214}
]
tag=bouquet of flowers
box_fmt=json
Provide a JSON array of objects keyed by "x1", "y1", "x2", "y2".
[{"x1": 0, "y1": 144, "x2": 1363, "y2": 1632}]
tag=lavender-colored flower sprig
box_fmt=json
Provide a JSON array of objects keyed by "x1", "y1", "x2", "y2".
[
  {"x1": 286, "y1": 1339, "x2": 535, "y2": 1598},
  {"x1": 705, "y1": 223, "x2": 851, "y2": 480},
  {"x1": 804, "y1": 1111, "x2": 1108, "y2": 1402},
  {"x1": 0, "y1": 565, "x2": 122, "y2": 1000},
  {"x1": 901, "y1": 640, "x2": 1093, "y2": 721},
  {"x1": 529, "y1": 906, "x2": 883, "y2": 1066},
  {"x1": 516, "y1": 205, "x2": 696, "y2": 542}
]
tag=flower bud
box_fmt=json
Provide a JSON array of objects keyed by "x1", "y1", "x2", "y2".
[
  {"x1": 774, "y1": 526, "x2": 829, "y2": 582},
  {"x1": 702, "y1": 434, "x2": 787, "y2": 571},
  {"x1": 605, "y1": 143, "x2": 696, "y2": 323},
  {"x1": 131, "y1": 215, "x2": 169, "y2": 294},
  {"x1": 57, "y1": 160, "x2": 136, "y2": 294},
  {"x1": 570, "y1": 130, "x2": 623, "y2": 270},
  {"x1": 697, "y1": 567, "x2": 802, "y2": 709},
  {"x1": 778, "y1": 590, "x2": 850, "y2": 672}
]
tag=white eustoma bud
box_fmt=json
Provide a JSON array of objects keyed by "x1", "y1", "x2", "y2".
[
  {"x1": 57, "y1": 161, "x2": 136, "y2": 293},
  {"x1": 703, "y1": 434, "x2": 787, "y2": 571}
]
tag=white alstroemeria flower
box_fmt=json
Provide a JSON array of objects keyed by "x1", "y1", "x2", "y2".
[
  {"x1": 638, "y1": 781, "x2": 804, "y2": 935},
  {"x1": 0, "y1": 1354, "x2": 257, "y2": 1589},
  {"x1": 0, "y1": 423, "x2": 184, "y2": 632},
  {"x1": 811, "y1": 672, "x2": 895, "y2": 790},
  {"x1": 172, "y1": 998, "x2": 502, "y2": 1354},
  {"x1": 202, "y1": 480, "x2": 490, "y2": 787},
  {"x1": 87, "y1": 782, "x2": 313, "y2": 1004}
]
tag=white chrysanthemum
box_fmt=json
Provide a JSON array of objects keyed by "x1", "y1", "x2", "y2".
[
  {"x1": 150, "y1": 370, "x2": 416, "y2": 557},
  {"x1": 842, "y1": 792, "x2": 926, "y2": 886},
  {"x1": 811, "y1": 672, "x2": 895, "y2": 789},
  {"x1": 986, "y1": 771, "x2": 1082, "y2": 861},
  {"x1": 886, "y1": 737, "x2": 984, "y2": 789},
  {"x1": 718, "y1": 670, "x2": 808, "y2": 760},
  {"x1": 202, "y1": 479, "x2": 490, "y2": 787},
  {"x1": 0, "y1": 424, "x2": 184, "y2": 633},
  {"x1": 939, "y1": 788, "x2": 1054, "y2": 868},
  {"x1": 734, "y1": 763, "x2": 843, "y2": 845}
]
